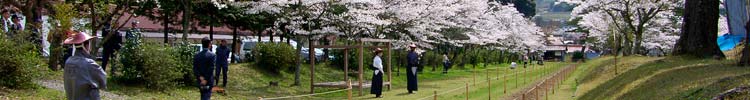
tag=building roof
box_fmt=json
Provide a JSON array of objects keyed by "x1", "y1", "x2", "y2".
[{"x1": 116, "y1": 13, "x2": 256, "y2": 35}]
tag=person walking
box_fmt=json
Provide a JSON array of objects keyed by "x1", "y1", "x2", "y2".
[
  {"x1": 194, "y1": 37, "x2": 216, "y2": 100},
  {"x1": 63, "y1": 31, "x2": 107, "y2": 100},
  {"x1": 442, "y1": 53, "x2": 450, "y2": 74},
  {"x1": 215, "y1": 40, "x2": 230, "y2": 87},
  {"x1": 371, "y1": 48, "x2": 384, "y2": 98},
  {"x1": 406, "y1": 44, "x2": 419, "y2": 94}
]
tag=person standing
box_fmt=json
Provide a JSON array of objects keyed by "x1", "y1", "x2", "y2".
[
  {"x1": 194, "y1": 37, "x2": 216, "y2": 100},
  {"x1": 371, "y1": 48, "x2": 384, "y2": 98},
  {"x1": 406, "y1": 44, "x2": 419, "y2": 93},
  {"x1": 215, "y1": 40, "x2": 230, "y2": 87},
  {"x1": 101, "y1": 24, "x2": 123, "y2": 72},
  {"x1": 1, "y1": 9, "x2": 9, "y2": 33},
  {"x1": 442, "y1": 53, "x2": 450, "y2": 74},
  {"x1": 63, "y1": 31, "x2": 107, "y2": 100}
]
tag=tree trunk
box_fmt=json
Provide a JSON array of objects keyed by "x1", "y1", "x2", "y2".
[
  {"x1": 740, "y1": 21, "x2": 750, "y2": 66},
  {"x1": 293, "y1": 36, "x2": 302, "y2": 86},
  {"x1": 164, "y1": 15, "x2": 169, "y2": 43},
  {"x1": 182, "y1": 0, "x2": 190, "y2": 42},
  {"x1": 673, "y1": 0, "x2": 725, "y2": 59},
  {"x1": 232, "y1": 27, "x2": 238, "y2": 53}
]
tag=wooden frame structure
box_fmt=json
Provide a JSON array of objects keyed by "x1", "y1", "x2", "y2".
[{"x1": 309, "y1": 38, "x2": 393, "y2": 96}]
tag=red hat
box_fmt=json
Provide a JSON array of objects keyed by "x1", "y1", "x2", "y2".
[
  {"x1": 409, "y1": 44, "x2": 417, "y2": 48},
  {"x1": 374, "y1": 48, "x2": 383, "y2": 53},
  {"x1": 63, "y1": 31, "x2": 94, "y2": 45}
]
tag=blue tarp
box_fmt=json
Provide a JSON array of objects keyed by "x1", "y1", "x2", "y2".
[
  {"x1": 718, "y1": 33, "x2": 745, "y2": 51},
  {"x1": 725, "y1": 0, "x2": 748, "y2": 36}
]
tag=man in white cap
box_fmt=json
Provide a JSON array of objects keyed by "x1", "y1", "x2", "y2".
[
  {"x1": 406, "y1": 44, "x2": 419, "y2": 93},
  {"x1": 63, "y1": 31, "x2": 107, "y2": 100}
]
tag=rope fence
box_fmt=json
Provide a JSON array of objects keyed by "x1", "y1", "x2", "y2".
[
  {"x1": 259, "y1": 80, "x2": 354, "y2": 100},
  {"x1": 517, "y1": 64, "x2": 577, "y2": 100},
  {"x1": 415, "y1": 64, "x2": 556, "y2": 100},
  {"x1": 259, "y1": 63, "x2": 565, "y2": 100}
]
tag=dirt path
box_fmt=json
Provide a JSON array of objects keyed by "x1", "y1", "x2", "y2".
[{"x1": 36, "y1": 80, "x2": 127, "y2": 100}]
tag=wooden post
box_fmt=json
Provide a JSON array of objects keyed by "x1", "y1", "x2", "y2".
[
  {"x1": 488, "y1": 69, "x2": 491, "y2": 100},
  {"x1": 466, "y1": 82, "x2": 469, "y2": 100},
  {"x1": 358, "y1": 40, "x2": 364, "y2": 96},
  {"x1": 310, "y1": 40, "x2": 316, "y2": 94},
  {"x1": 387, "y1": 43, "x2": 392, "y2": 90},
  {"x1": 344, "y1": 49, "x2": 349, "y2": 82},
  {"x1": 348, "y1": 79, "x2": 352, "y2": 100},
  {"x1": 473, "y1": 70, "x2": 476, "y2": 85},
  {"x1": 434, "y1": 91, "x2": 438, "y2": 100}
]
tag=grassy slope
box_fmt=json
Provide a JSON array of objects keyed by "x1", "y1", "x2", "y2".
[{"x1": 570, "y1": 56, "x2": 750, "y2": 100}]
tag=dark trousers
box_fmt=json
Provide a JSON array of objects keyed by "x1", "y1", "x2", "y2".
[
  {"x1": 101, "y1": 49, "x2": 114, "y2": 71},
  {"x1": 370, "y1": 72, "x2": 383, "y2": 96},
  {"x1": 215, "y1": 63, "x2": 228, "y2": 87},
  {"x1": 443, "y1": 62, "x2": 450, "y2": 74},
  {"x1": 200, "y1": 86, "x2": 212, "y2": 100}
]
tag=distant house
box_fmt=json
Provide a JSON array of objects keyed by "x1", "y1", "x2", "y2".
[
  {"x1": 116, "y1": 13, "x2": 258, "y2": 43},
  {"x1": 543, "y1": 45, "x2": 595, "y2": 61}
]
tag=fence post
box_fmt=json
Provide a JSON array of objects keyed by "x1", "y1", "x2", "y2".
[
  {"x1": 434, "y1": 91, "x2": 438, "y2": 100},
  {"x1": 488, "y1": 69, "x2": 491, "y2": 100},
  {"x1": 466, "y1": 82, "x2": 469, "y2": 100},
  {"x1": 348, "y1": 79, "x2": 352, "y2": 100}
]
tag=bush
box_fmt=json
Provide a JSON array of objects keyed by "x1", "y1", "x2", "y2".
[
  {"x1": 572, "y1": 51, "x2": 585, "y2": 62},
  {"x1": 0, "y1": 31, "x2": 44, "y2": 89},
  {"x1": 252, "y1": 43, "x2": 298, "y2": 73},
  {"x1": 114, "y1": 33, "x2": 193, "y2": 90},
  {"x1": 140, "y1": 43, "x2": 183, "y2": 89}
]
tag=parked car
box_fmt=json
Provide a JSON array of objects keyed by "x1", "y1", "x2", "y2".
[{"x1": 235, "y1": 38, "x2": 333, "y2": 62}]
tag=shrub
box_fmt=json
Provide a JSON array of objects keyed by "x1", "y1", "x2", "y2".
[
  {"x1": 114, "y1": 33, "x2": 193, "y2": 90},
  {"x1": 572, "y1": 51, "x2": 585, "y2": 62},
  {"x1": 252, "y1": 43, "x2": 298, "y2": 73},
  {"x1": 0, "y1": 31, "x2": 44, "y2": 89},
  {"x1": 172, "y1": 43, "x2": 196, "y2": 85},
  {"x1": 139, "y1": 43, "x2": 183, "y2": 89}
]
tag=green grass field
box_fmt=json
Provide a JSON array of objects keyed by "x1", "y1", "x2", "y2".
[{"x1": 0, "y1": 61, "x2": 575, "y2": 100}]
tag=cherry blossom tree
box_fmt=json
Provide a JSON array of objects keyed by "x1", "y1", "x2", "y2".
[{"x1": 560, "y1": 0, "x2": 683, "y2": 55}]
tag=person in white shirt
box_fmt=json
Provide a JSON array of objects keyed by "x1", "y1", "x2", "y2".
[
  {"x1": 442, "y1": 53, "x2": 450, "y2": 74},
  {"x1": 370, "y1": 48, "x2": 384, "y2": 98}
]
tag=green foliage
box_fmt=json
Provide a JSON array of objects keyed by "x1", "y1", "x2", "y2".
[
  {"x1": 172, "y1": 43, "x2": 196, "y2": 85},
  {"x1": 572, "y1": 51, "x2": 584, "y2": 61},
  {"x1": 252, "y1": 43, "x2": 298, "y2": 73},
  {"x1": 331, "y1": 49, "x2": 373, "y2": 71},
  {"x1": 139, "y1": 43, "x2": 183, "y2": 90},
  {"x1": 114, "y1": 33, "x2": 193, "y2": 90},
  {"x1": 0, "y1": 31, "x2": 44, "y2": 89}
]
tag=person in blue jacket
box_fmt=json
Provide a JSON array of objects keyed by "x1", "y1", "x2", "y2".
[
  {"x1": 63, "y1": 31, "x2": 106, "y2": 100},
  {"x1": 215, "y1": 40, "x2": 231, "y2": 87},
  {"x1": 406, "y1": 44, "x2": 419, "y2": 93},
  {"x1": 194, "y1": 37, "x2": 216, "y2": 100}
]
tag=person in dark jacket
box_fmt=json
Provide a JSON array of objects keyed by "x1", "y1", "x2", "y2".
[
  {"x1": 101, "y1": 26, "x2": 122, "y2": 72},
  {"x1": 62, "y1": 31, "x2": 106, "y2": 100},
  {"x1": 194, "y1": 37, "x2": 215, "y2": 100},
  {"x1": 371, "y1": 48, "x2": 384, "y2": 98},
  {"x1": 215, "y1": 40, "x2": 230, "y2": 87},
  {"x1": 406, "y1": 44, "x2": 419, "y2": 93}
]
